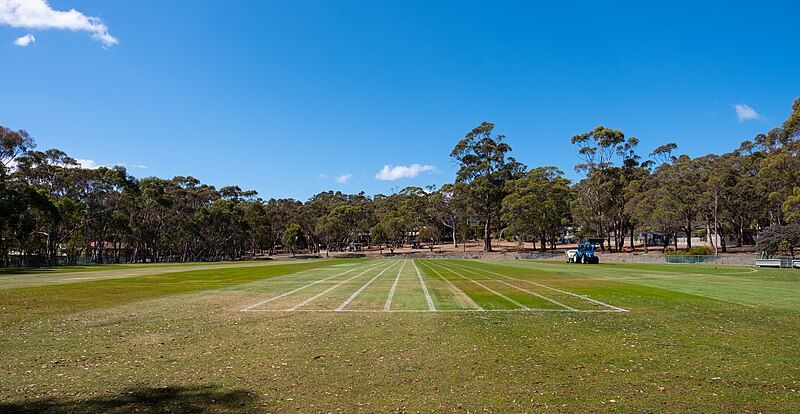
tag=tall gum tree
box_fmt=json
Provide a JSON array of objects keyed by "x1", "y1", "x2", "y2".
[{"x1": 450, "y1": 122, "x2": 524, "y2": 252}]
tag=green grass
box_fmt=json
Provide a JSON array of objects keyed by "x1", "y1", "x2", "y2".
[
  {"x1": 1, "y1": 258, "x2": 799, "y2": 412},
  {"x1": 0, "y1": 260, "x2": 247, "y2": 275},
  {"x1": 0, "y1": 259, "x2": 361, "y2": 324}
]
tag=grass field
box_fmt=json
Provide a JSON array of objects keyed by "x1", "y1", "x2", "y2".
[{"x1": 1, "y1": 258, "x2": 799, "y2": 412}]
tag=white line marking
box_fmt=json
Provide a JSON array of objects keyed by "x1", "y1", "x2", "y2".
[
  {"x1": 447, "y1": 265, "x2": 576, "y2": 311},
  {"x1": 716, "y1": 267, "x2": 759, "y2": 275},
  {"x1": 452, "y1": 262, "x2": 628, "y2": 312},
  {"x1": 413, "y1": 260, "x2": 436, "y2": 311},
  {"x1": 244, "y1": 308, "x2": 625, "y2": 313},
  {"x1": 495, "y1": 280, "x2": 577, "y2": 310},
  {"x1": 290, "y1": 261, "x2": 392, "y2": 311},
  {"x1": 336, "y1": 261, "x2": 400, "y2": 311},
  {"x1": 427, "y1": 261, "x2": 530, "y2": 310},
  {"x1": 383, "y1": 259, "x2": 407, "y2": 311},
  {"x1": 418, "y1": 261, "x2": 483, "y2": 311},
  {"x1": 240, "y1": 261, "x2": 376, "y2": 311}
]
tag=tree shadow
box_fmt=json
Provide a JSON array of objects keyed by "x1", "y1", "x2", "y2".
[{"x1": 0, "y1": 385, "x2": 262, "y2": 413}]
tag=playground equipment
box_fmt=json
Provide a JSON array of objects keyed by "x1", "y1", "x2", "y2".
[{"x1": 566, "y1": 241, "x2": 599, "y2": 264}]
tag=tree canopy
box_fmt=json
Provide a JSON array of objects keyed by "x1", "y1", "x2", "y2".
[{"x1": 2, "y1": 97, "x2": 800, "y2": 265}]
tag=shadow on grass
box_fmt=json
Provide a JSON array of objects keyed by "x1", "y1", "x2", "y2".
[
  {"x1": 0, "y1": 267, "x2": 61, "y2": 275},
  {"x1": 0, "y1": 385, "x2": 262, "y2": 413}
]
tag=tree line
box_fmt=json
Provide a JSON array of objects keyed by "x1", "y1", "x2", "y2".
[{"x1": 1, "y1": 98, "x2": 798, "y2": 266}]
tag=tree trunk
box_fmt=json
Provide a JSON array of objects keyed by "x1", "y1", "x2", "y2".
[
  {"x1": 685, "y1": 218, "x2": 692, "y2": 250},
  {"x1": 629, "y1": 227, "x2": 635, "y2": 253},
  {"x1": 484, "y1": 213, "x2": 492, "y2": 252},
  {"x1": 737, "y1": 220, "x2": 744, "y2": 247}
]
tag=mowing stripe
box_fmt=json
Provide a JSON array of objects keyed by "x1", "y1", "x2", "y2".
[
  {"x1": 289, "y1": 261, "x2": 393, "y2": 311},
  {"x1": 384, "y1": 259, "x2": 407, "y2": 311},
  {"x1": 450, "y1": 265, "x2": 576, "y2": 311},
  {"x1": 453, "y1": 262, "x2": 628, "y2": 312},
  {"x1": 336, "y1": 261, "x2": 400, "y2": 311},
  {"x1": 241, "y1": 261, "x2": 377, "y2": 311},
  {"x1": 427, "y1": 261, "x2": 530, "y2": 310},
  {"x1": 413, "y1": 260, "x2": 436, "y2": 311},
  {"x1": 418, "y1": 261, "x2": 483, "y2": 311}
]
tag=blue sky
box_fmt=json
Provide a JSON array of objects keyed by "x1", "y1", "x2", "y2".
[{"x1": 1, "y1": 1, "x2": 798, "y2": 200}]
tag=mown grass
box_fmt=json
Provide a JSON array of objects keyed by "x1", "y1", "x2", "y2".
[
  {"x1": 0, "y1": 261, "x2": 246, "y2": 275},
  {"x1": 0, "y1": 259, "x2": 363, "y2": 324},
  {"x1": 1, "y1": 258, "x2": 799, "y2": 412}
]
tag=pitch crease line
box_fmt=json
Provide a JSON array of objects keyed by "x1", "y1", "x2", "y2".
[
  {"x1": 241, "y1": 261, "x2": 377, "y2": 311},
  {"x1": 383, "y1": 259, "x2": 407, "y2": 311},
  {"x1": 450, "y1": 264, "x2": 576, "y2": 311},
  {"x1": 413, "y1": 260, "x2": 436, "y2": 311},
  {"x1": 419, "y1": 260, "x2": 483, "y2": 311},
  {"x1": 289, "y1": 261, "x2": 393, "y2": 311},
  {"x1": 427, "y1": 261, "x2": 530, "y2": 311},
  {"x1": 453, "y1": 262, "x2": 628, "y2": 312},
  {"x1": 336, "y1": 261, "x2": 400, "y2": 311}
]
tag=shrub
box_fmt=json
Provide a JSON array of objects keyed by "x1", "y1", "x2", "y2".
[
  {"x1": 665, "y1": 245, "x2": 714, "y2": 256},
  {"x1": 687, "y1": 246, "x2": 713, "y2": 255}
]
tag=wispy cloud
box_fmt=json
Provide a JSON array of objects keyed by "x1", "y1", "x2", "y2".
[
  {"x1": 0, "y1": 0, "x2": 118, "y2": 47},
  {"x1": 334, "y1": 173, "x2": 353, "y2": 184},
  {"x1": 375, "y1": 164, "x2": 436, "y2": 181},
  {"x1": 319, "y1": 173, "x2": 327, "y2": 179},
  {"x1": 733, "y1": 103, "x2": 761, "y2": 122},
  {"x1": 13, "y1": 32, "x2": 34, "y2": 46}
]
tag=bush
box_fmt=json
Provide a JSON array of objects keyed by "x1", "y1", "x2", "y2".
[
  {"x1": 665, "y1": 245, "x2": 714, "y2": 256},
  {"x1": 687, "y1": 246, "x2": 713, "y2": 255}
]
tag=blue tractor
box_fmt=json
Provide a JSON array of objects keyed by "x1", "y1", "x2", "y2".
[{"x1": 566, "y1": 241, "x2": 600, "y2": 264}]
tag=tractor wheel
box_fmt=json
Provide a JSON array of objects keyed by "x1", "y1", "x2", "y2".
[
  {"x1": 575, "y1": 255, "x2": 582, "y2": 264},
  {"x1": 589, "y1": 256, "x2": 599, "y2": 264}
]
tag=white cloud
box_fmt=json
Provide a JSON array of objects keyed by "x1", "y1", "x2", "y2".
[
  {"x1": 375, "y1": 164, "x2": 436, "y2": 181},
  {"x1": 13, "y1": 32, "x2": 34, "y2": 46},
  {"x1": 0, "y1": 0, "x2": 118, "y2": 47},
  {"x1": 334, "y1": 173, "x2": 352, "y2": 184},
  {"x1": 733, "y1": 103, "x2": 761, "y2": 122},
  {"x1": 319, "y1": 173, "x2": 327, "y2": 179},
  {"x1": 75, "y1": 158, "x2": 102, "y2": 169},
  {"x1": 69, "y1": 159, "x2": 147, "y2": 170}
]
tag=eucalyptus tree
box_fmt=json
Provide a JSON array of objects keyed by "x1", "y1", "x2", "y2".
[
  {"x1": 451, "y1": 122, "x2": 524, "y2": 252},
  {"x1": 502, "y1": 167, "x2": 572, "y2": 251},
  {"x1": 282, "y1": 223, "x2": 304, "y2": 256},
  {"x1": 427, "y1": 183, "x2": 468, "y2": 247},
  {"x1": 315, "y1": 205, "x2": 349, "y2": 256},
  {"x1": 373, "y1": 207, "x2": 414, "y2": 253},
  {"x1": 571, "y1": 126, "x2": 643, "y2": 250},
  {"x1": 264, "y1": 198, "x2": 303, "y2": 255},
  {"x1": 784, "y1": 187, "x2": 800, "y2": 224},
  {"x1": 417, "y1": 225, "x2": 442, "y2": 251}
]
